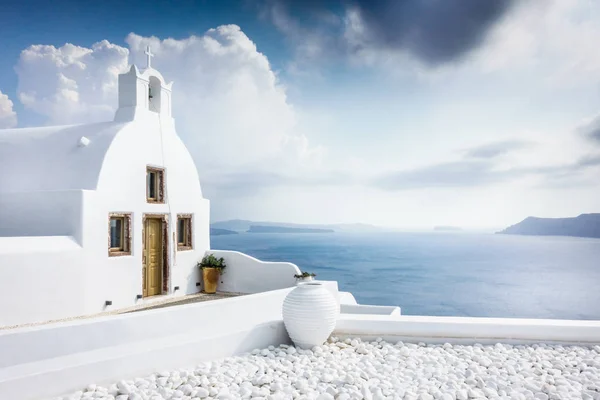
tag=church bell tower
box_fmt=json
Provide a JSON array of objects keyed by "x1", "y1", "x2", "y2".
[{"x1": 114, "y1": 46, "x2": 173, "y2": 122}]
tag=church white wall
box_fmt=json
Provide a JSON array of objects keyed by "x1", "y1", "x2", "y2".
[
  {"x1": 0, "y1": 190, "x2": 84, "y2": 243},
  {"x1": 0, "y1": 109, "x2": 211, "y2": 326},
  {"x1": 0, "y1": 122, "x2": 125, "y2": 193},
  {"x1": 0, "y1": 189, "x2": 88, "y2": 327},
  {"x1": 161, "y1": 90, "x2": 171, "y2": 117},
  {"x1": 0, "y1": 190, "x2": 129, "y2": 327},
  {"x1": 0, "y1": 242, "x2": 86, "y2": 328},
  {"x1": 75, "y1": 113, "x2": 209, "y2": 315},
  {"x1": 136, "y1": 79, "x2": 147, "y2": 109},
  {"x1": 118, "y1": 69, "x2": 137, "y2": 109}
]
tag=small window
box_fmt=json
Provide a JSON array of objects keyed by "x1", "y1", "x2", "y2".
[
  {"x1": 146, "y1": 166, "x2": 165, "y2": 203},
  {"x1": 177, "y1": 214, "x2": 193, "y2": 251},
  {"x1": 108, "y1": 213, "x2": 132, "y2": 256}
]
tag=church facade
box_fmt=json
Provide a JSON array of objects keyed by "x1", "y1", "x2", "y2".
[{"x1": 0, "y1": 50, "x2": 210, "y2": 327}]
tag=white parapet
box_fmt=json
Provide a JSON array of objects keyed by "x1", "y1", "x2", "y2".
[
  {"x1": 341, "y1": 304, "x2": 401, "y2": 316},
  {"x1": 338, "y1": 291, "x2": 358, "y2": 305},
  {"x1": 0, "y1": 289, "x2": 291, "y2": 400},
  {"x1": 207, "y1": 250, "x2": 301, "y2": 293},
  {"x1": 335, "y1": 314, "x2": 600, "y2": 345}
]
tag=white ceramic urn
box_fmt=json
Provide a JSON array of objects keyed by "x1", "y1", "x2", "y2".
[
  {"x1": 282, "y1": 282, "x2": 339, "y2": 349},
  {"x1": 296, "y1": 276, "x2": 314, "y2": 284}
]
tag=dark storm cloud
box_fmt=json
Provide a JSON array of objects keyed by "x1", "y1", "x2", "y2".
[
  {"x1": 463, "y1": 140, "x2": 532, "y2": 159},
  {"x1": 258, "y1": 0, "x2": 517, "y2": 65},
  {"x1": 349, "y1": 0, "x2": 515, "y2": 64}
]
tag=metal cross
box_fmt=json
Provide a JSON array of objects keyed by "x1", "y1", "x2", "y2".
[{"x1": 144, "y1": 46, "x2": 154, "y2": 69}]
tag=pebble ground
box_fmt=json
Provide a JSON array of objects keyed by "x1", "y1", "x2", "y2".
[{"x1": 54, "y1": 337, "x2": 600, "y2": 400}]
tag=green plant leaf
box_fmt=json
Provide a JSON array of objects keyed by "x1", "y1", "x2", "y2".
[{"x1": 197, "y1": 253, "x2": 227, "y2": 274}]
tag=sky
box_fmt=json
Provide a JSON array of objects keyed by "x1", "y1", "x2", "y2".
[{"x1": 1, "y1": 0, "x2": 600, "y2": 230}]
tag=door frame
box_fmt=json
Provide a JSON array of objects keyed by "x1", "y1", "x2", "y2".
[{"x1": 142, "y1": 213, "x2": 170, "y2": 297}]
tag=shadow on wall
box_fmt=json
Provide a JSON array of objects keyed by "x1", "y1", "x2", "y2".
[
  {"x1": 183, "y1": 266, "x2": 201, "y2": 294},
  {"x1": 207, "y1": 250, "x2": 301, "y2": 293}
]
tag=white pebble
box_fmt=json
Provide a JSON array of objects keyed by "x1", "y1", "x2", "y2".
[{"x1": 58, "y1": 339, "x2": 599, "y2": 400}]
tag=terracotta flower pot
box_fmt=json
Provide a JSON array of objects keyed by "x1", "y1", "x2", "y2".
[{"x1": 202, "y1": 267, "x2": 220, "y2": 294}]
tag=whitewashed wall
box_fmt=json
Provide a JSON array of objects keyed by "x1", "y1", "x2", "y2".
[
  {"x1": 0, "y1": 287, "x2": 324, "y2": 400},
  {"x1": 208, "y1": 250, "x2": 301, "y2": 293},
  {"x1": 340, "y1": 304, "x2": 401, "y2": 316},
  {"x1": 0, "y1": 112, "x2": 211, "y2": 327},
  {"x1": 339, "y1": 291, "x2": 358, "y2": 305},
  {"x1": 335, "y1": 314, "x2": 600, "y2": 345},
  {"x1": 0, "y1": 190, "x2": 84, "y2": 242},
  {"x1": 82, "y1": 115, "x2": 212, "y2": 312},
  {"x1": 0, "y1": 238, "x2": 85, "y2": 328}
]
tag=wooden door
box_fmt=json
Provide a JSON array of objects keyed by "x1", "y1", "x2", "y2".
[{"x1": 144, "y1": 218, "x2": 163, "y2": 297}]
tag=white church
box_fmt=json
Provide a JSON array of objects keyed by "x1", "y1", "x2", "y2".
[{"x1": 0, "y1": 49, "x2": 212, "y2": 327}]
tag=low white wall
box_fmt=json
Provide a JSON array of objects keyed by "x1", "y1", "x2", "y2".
[
  {"x1": 0, "y1": 288, "x2": 306, "y2": 400},
  {"x1": 0, "y1": 190, "x2": 84, "y2": 243},
  {"x1": 3, "y1": 321, "x2": 288, "y2": 400},
  {"x1": 339, "y1": 291, "x2": 358, "y2": 305},
  {"x1": 0, "y1": 241, "x2": 86, "y2": 328},
  {"x1": 207, "y1": 250, "x2": 301, "y2": 293},
  {"x1": 341, "y1": 304, "x2": 401, "y2": 316},
  {"x1": 334, "y1": 314, "x2": 600, "y2": 345}
]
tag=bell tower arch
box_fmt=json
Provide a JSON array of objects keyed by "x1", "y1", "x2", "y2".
[{"x1": 114, "y1": 46, "x2": 173, "y2": 122}]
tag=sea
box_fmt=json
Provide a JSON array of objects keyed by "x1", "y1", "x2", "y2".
[{"x1": 211, "y1": 232, "x2": 600, "y2": 320}]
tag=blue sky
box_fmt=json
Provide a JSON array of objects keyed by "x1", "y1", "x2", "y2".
[{"x1": 1, "y1": 0, "x2": 600, "y2": 229}]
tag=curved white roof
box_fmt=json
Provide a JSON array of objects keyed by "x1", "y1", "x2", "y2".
[{"x1": 0, "y1": 121, "x2": 127, "y2": 193}]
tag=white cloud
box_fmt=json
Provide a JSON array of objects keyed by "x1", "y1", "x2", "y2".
[
  {"x1": 124, "y1": 27, "x2": 323, "y2": 172},
  {"x1": 15, "y1": 41, "x2": 129, "y2": 125},
  {"x1": 0, "y1": 91, "x2": 17, "y2": 128}
]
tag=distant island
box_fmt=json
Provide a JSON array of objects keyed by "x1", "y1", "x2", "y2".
[
  {"x1": 434, "y1": 226, "x2": 462, "y2": 232},
  {"x1": 210, "y1": 227, "x2": 238, "y2": 236},
  {"x1": 497, "y1": 213, "x2": 600, "y2": 239},
  {"x1": 247, "y1": 225, "x2": 334, "y2": 234}
]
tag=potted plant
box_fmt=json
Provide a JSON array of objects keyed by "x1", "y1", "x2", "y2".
[
  {"x1": 197, "y1": 254, "x2": 226, "y2": 294},
  {"x1": 294, "y1": 271, "x2": 316, "y2": 283}
]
